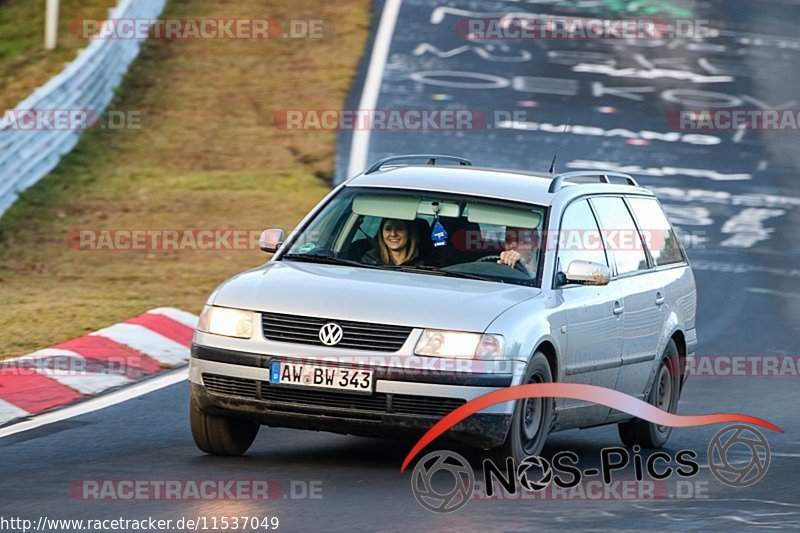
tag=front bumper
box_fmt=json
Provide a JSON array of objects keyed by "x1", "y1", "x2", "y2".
[{"x1": 189, "y1": 345, "x2": 515, "y2": 449}]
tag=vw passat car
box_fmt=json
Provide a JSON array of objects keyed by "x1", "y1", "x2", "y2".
[{"x1": 189, "y1": 154, "x2": 697, "y2": 462}]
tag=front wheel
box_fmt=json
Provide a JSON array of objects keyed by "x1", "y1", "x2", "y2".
[
  {"x1": 618, "y1": 339, "x2": 681, "y2": 448},
  {"x1": 491, "y1": 352, "x2": 553, "y2": 464},
  {"x1": 190, "y1": 397, "x2": 259, "y2": 456}
]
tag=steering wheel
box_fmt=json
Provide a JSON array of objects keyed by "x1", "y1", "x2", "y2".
[{"x1": 477, "y1": 254, "x2": 531, "y2": 276}]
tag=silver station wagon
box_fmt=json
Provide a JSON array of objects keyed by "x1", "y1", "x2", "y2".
[{"x1": 189, "y1": 155, "x2": 697, "y2": 462}]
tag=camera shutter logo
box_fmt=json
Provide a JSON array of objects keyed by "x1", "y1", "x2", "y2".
[
  {"x1": 517, "y1": 456, "x2": 553, "y2": 492},
  {"x1": 708, "y1": 424, "x2": 771, "y2": 488},
  {"x1": 411, "y1": 451, "x2": 474, "y2": 513},
  {"x1": 318, "y1": 323, "x2": 343, "y2": 346}
]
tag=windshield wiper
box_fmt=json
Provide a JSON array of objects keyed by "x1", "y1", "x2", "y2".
[
  {"x1": 283, "y1": 254, "x2": 499, "y2": 282},
  {"x1": 281, "y1": 253, "x2": 381, "y2": 269},
  {"x1": 386, "y1": 264, "x2": 500, "y2": 283}
]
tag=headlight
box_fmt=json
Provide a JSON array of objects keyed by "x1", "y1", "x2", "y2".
[
  {"x1": 197, "y1": 306, "x2": 254, "y2": 339},
  {"x1": 414, "y1": 330, "x2": 505, "y2": 359}
]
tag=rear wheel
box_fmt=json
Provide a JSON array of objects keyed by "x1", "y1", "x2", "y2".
[
  {"x1": 618, "y1": 339, "x2": 681, "y2": 448},
  {"x1": 190, "y1": 396, "x2": 259, "y2": 456},
  {"x1": 491, "y1": 352, "x2": 553, "y2": 464}
]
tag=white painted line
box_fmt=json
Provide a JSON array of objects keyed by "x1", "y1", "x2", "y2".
[
  {"x1": 733, "y1": 124, "x2": 747, "y2": 143},
  {"x1": 18, "y1": 348, "x2": 80, "y2": 359},
  {"x1": 90, "y1": 323, "x2": 189, "y2": 365},
  {"x1": 0, "y1": 399, "x2": 29, "y2": 426},
  {"x1": 41, "y1": 371, "x2": 131, "y2": 395},
  {"x1": 0, "y1": 367, "x2": 188, "y2": 439},
  {"x1": 746, "y1": 287, "x2": 800, "y2": 299},
  {"x1": 8, "y1": 348, "x2": 82, "y2": 369},
  {"x1": 148, "y1": 307, "x2": 199, "y2": 329},
  {"x1": 345, "y1": 0, "x2": 403, "y2": 179}
]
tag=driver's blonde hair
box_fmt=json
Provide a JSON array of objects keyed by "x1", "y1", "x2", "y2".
[{"x1": 378, "y1": 218, "x2": 417, "y2": 265}]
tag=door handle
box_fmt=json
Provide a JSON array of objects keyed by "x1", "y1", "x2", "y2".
[
  {"x1": 613, "y1": 301, "x2": 624, "y2": 315},
  {"x1": 655, "y1": 292, "x2": 665, "y2": 306}
]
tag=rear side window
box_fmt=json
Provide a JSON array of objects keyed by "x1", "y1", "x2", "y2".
[
  {"x1": 627, "y1": 197, "x2": 686, "y2": 266},
  {"x1": 589, "y1": 197, "x2": 649, "y2": 275}
]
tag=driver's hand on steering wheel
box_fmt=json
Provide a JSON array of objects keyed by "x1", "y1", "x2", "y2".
[{"x1": 498, "y1": 250, "x2": 521, "y2": 268}]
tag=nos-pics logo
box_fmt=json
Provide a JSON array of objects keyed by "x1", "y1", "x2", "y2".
[{"x1": 411, "y1": 425, "x2": 771, "y2": 512}]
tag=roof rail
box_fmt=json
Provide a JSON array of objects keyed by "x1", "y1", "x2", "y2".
[
  {"x1": 364, "y1": 154, "x2": 472, "y2": 174},
  {"x1": 548, "y1": 171, "x2": 639, "y2": 193}
]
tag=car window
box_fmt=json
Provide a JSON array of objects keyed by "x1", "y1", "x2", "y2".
[
  {"x1": 556, "y1": 199, "x2": 608, "y2": 274},
  {"x1": 627, "y1": 197, "x2": 685, "y2": 266},
  {"x1": 589, "y1": 197, "x2": 649, "y2": 275},
  {"x1": 282, "y1": 187, "x2": 548, "y2": 287}
]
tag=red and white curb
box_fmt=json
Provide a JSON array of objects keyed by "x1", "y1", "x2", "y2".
[{"x1": 0, "y1": 307, "x2": 197, "y2": 427}]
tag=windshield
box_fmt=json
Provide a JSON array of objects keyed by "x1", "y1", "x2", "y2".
[{"x1": 281, "y1": 187, "x2": 548, "y2": 287}]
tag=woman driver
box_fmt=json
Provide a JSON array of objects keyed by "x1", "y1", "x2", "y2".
[{"x1": 362, "y1": 218, "x2": 419, "y2": 266}]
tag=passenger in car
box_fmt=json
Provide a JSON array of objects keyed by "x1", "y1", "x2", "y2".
[{"x1": 361, "y1": 218, "x2": 420, "y2": 266}]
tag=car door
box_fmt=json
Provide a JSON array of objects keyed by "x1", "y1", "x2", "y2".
[
  {"x1": 589, "y1": 196, "x2": 664, "y2": 407},
  {"x1": 553, "y1": 198, "x2": 623, "y2": 429}
]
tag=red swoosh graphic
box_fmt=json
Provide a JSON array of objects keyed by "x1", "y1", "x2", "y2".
[{"x1": 400, "y1": 383, "x2": 782, "y2": 472}]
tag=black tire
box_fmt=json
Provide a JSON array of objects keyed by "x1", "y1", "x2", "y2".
[
  {"x1": 618, "y1": 339, "x2": 681, "y2": 448},
  {"x1": 190, "y1": 397, "x2": 259, "y2": 456},
  {"x1": 491, "y1": 352, "x2": 553, "y2": 464}
]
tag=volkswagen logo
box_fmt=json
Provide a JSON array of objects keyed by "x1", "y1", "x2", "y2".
[{"x1": 318, "y1": 322, "x2": 343, "y2": 346}]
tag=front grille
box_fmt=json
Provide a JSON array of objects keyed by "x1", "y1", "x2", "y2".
[
  {"x1": 201, "y1": 373, "x2": 466, "y2": 419},
  {"x1": 261, "y1": 312, "x2": 411, "y2": 352},
  {"x1": 260, "y1": 386, "x2": 388, "y2": 412},
  {"x1": 203, "y1": 374, "x2": 257, "y2": 398},
  {"x1": 393, "y1": 394, "x2": 466, "y2": 418}
]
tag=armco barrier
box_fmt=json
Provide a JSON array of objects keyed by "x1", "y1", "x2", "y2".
[{"x1": 0, "y1": 0, "x2": 167, "y2": 218}]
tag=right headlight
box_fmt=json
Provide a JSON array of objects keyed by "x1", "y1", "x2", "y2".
[
  {"x1": 414, "y1": 330, "x2": 505, "y2": 359},
  {"x1": 197, "y1": 306, "x2": 254, "y2": 339}
]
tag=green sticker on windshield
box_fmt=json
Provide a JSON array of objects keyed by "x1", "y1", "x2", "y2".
[{"x1": 299, "y1": 243, "x2": 315, "y2": 253}]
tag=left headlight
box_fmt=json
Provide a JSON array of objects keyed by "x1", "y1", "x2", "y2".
[
  {"x1": 414, "y1": 330, "x2": 505, "y2": 359},
  {"x1": 197, "y1": 306, "x2": 254, "y2": 339}
]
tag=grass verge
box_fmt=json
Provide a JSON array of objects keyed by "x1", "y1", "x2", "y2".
[
  {"x1": 0, "y1": 0, "x2": 370, "y2": 357},
  {"x1": 0, "y1": 0, "x2": 119, "y2": 111}
]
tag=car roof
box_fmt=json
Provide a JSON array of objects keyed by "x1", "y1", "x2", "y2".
[{"x1": 346, "y1": 165, "x2": 655, "y2": 205}]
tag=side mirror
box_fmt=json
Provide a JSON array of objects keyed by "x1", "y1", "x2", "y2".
[
  {"x1": 259, "y1": 228, "x2": 284, "y2": 253},
  {"x1": 561, "y1": 260, "x2": 610, "y2": 286}
]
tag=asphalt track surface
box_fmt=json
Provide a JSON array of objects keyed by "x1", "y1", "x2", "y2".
[{"x1": 4, "y1": 0, "x2": 800, "y2": 530}]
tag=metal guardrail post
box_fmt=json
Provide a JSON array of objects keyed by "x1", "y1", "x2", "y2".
[{"x1": 44, "y1": 0, "x2": 60, "y2": 50}]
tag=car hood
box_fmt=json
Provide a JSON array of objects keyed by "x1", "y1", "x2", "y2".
[{"x1": 211, "y1": 261, "x2": 541, "y2": 332}]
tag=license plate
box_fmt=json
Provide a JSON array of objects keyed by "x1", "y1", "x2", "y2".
[{"x1": 269, "y1": 361, "x2": 373, "y2": 393}]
